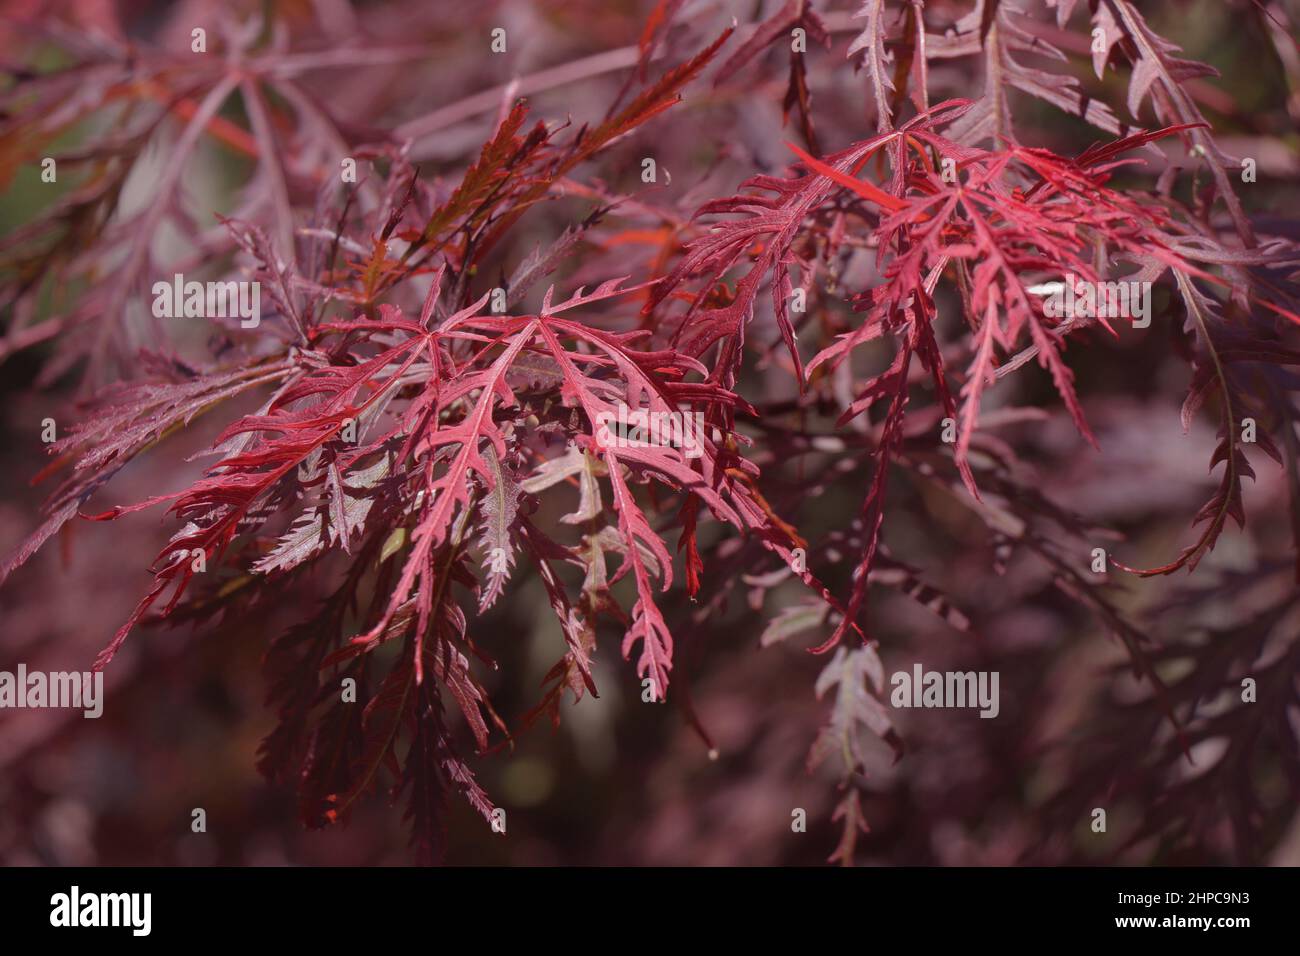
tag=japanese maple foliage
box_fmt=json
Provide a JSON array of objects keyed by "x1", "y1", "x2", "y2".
[{"x1": 2, "y1": 0, "x2": 1299, "y2": 865}]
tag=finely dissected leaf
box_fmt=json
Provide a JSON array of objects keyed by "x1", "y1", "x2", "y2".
[
  {"x1": 476, "y1": 444, "x2": 521, "y2": 611},
  {"x1": 672, "y1": 109, "x2": 1213, "y2": 646},
  {"x1": 810, "y1": 644, "x2": 896, "y2": 769},
  {"x1": 1112, "y1": 272, "x2": 1300, "y2": 576},
  {"x1": 1, "y1": 360, "x2": 293, "y2": 587},
  {"x1": 716, "y1": 0, "x2": 830, "y2": 150},
  {"x1": 257, "y1": 456, "x2": 391, "y2": 574},
  {"x1": 847, "y1": 0, "x2": 897, "y2": 132},
  {"x1": 932, "y1": 3, "x2": 1124, "y2": 145},
  {"x1": 760, "y1": 599, "x2": 832, "y2": 647},
  {"x1": 1098, "y1": 0, "x2": 1254, "y2": 244}
]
